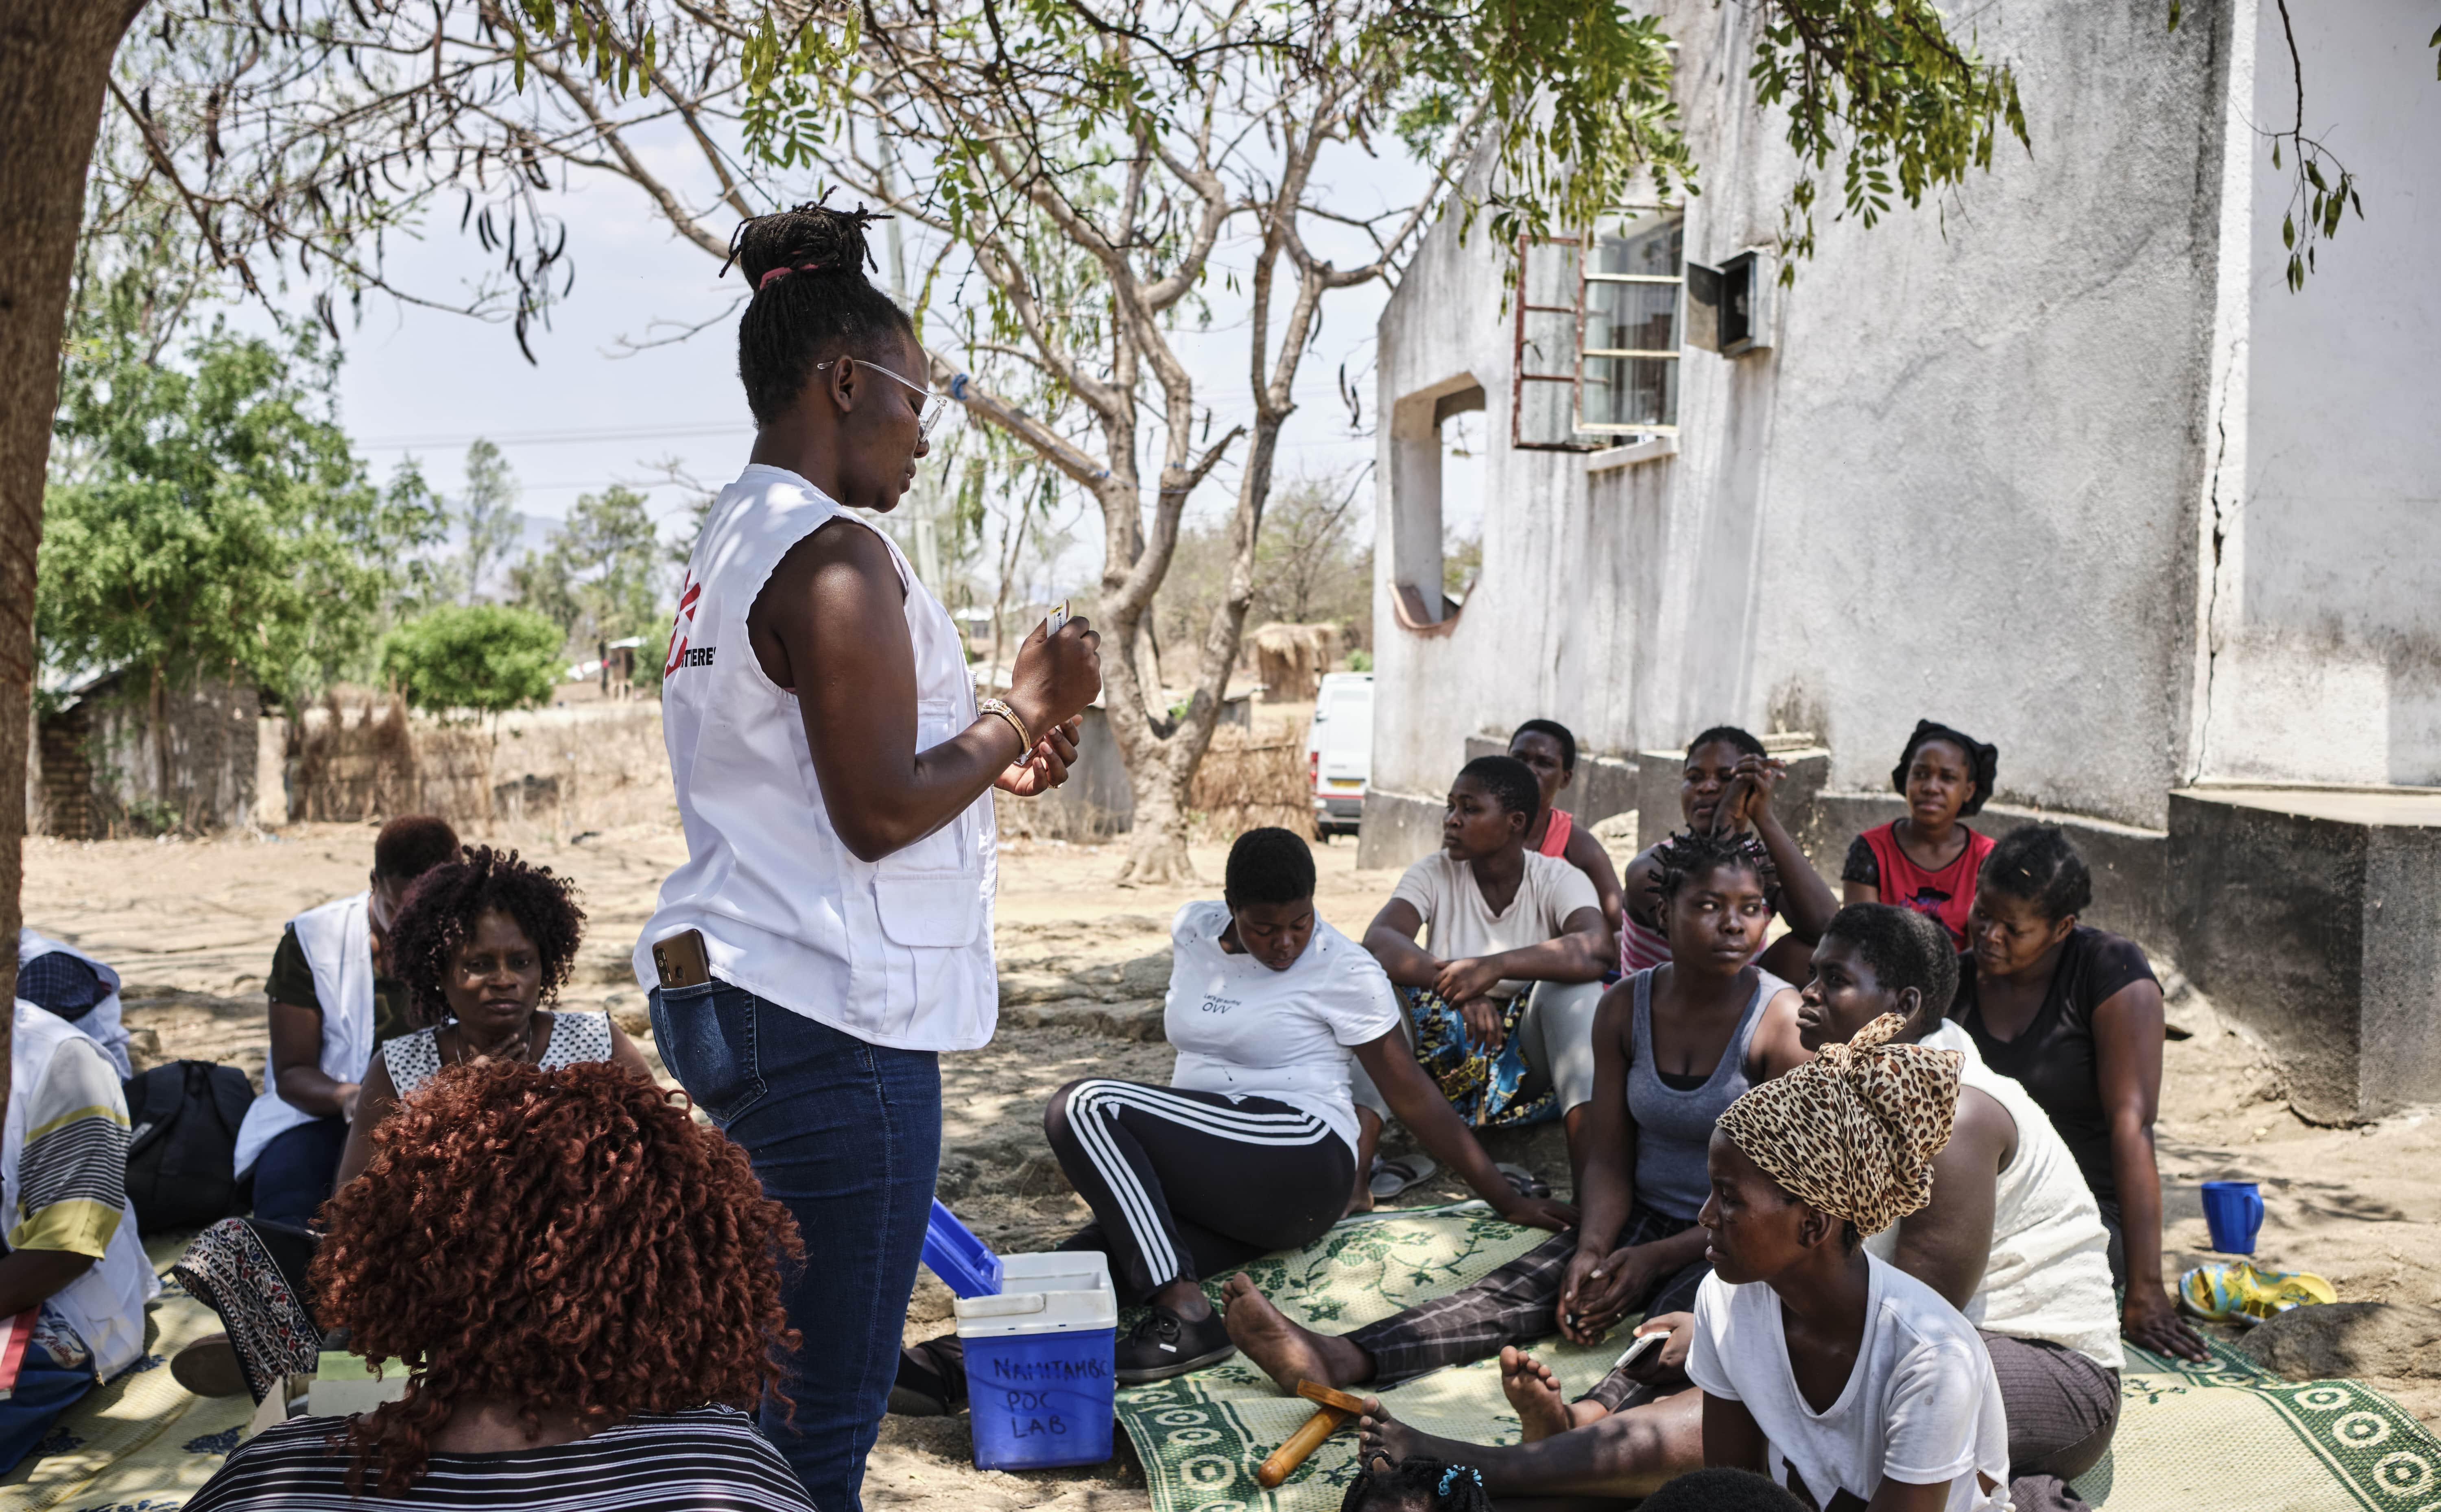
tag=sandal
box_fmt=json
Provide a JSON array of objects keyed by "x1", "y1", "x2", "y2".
[
  {"x1": 2178, "y1": 1261, "x2": 2335, "y2": 1326},
  {"x1": 1368, "y1": 1153, "x2": 1438, "y2": 1202},
  {"x1": 889, "y1": 1334, "x2": 967, "y2": 1416},
  {"x1": 1496, "y1": 1163, "x2": 1551, "y2": 1200},
  {"x1": 170, "y1": 1332, "x2": 249, "y2": 1400}
]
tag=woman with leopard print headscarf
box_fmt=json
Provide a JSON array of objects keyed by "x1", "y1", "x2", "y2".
[{"x1": 1678, "y1": 1012, "x2": 2012, "y2": 1511}]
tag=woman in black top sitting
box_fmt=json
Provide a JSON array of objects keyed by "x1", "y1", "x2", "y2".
[{"x1": 1952, "y1": 825, "x2": 2207, "y2": 1361}]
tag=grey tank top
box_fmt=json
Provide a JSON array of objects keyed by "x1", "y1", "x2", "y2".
[{"x1": 1627, "y1": 967, "x2": 1783, "y2": 1221}]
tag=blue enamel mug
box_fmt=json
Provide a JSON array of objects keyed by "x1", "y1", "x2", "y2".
[{"x1": 2200, "y1": 1180, "x2": 2265, "y2": 1254}]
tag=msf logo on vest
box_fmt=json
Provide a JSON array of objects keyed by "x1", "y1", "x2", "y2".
[{"x1": 664, "y1": 575, "x2": 716, "y2": 677}]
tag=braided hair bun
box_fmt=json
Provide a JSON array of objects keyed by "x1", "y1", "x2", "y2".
[{"x1": 728, "y1": 199, "x2": 915, "y2": 425}]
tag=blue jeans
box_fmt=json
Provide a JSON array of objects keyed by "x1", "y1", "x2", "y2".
[
  {"x1": 651, "y1": 981, "x2": 941, "y2": 1512},
  {"x1": 0, "y1": 1341, "x2": 95, "y2": 1473},
  {"x1": 252, "y1": 1115, "x2": 349, "y2": 1230}
]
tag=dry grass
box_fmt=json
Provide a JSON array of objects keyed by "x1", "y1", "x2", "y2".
[{"x1": 1189, "y1": 727, "x2": 1310, "y2": 840}]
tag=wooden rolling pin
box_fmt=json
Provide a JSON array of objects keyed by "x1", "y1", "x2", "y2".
[{"x1": 1256, "y1": 1381, "x2": 1370, "y2": 1488}]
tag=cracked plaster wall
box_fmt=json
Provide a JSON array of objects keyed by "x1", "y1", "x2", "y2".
[{"x1": 1373, "y1": 0, "x2": 2242, "y2": 829}]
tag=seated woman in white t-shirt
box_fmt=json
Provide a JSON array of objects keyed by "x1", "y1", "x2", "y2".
[
  {"x1": 1356, "y1": 1012, "x2": 2010, "y2": 1512},
  {"x1": 1038, "y1": 828, "x2": 1574, "y2": 1385},
  {"x1": 1354, "y1": 755, "x2": 1613, "y2": 1198}
]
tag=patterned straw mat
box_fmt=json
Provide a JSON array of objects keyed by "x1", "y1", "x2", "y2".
[
  {"x1": 1116, "y1": 1204, "x2": 2441, "y2": 1512},
  {"x1": 8, "y1": 1216, "x2": 2434, "y2": 1510},
  {"x1": 0, "y1": 1236, "x2": 250, "y2": 1512}
]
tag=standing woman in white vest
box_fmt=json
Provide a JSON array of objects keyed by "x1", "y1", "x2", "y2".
[{"x1": 637, "y1": 201, "x2": 1100, "y2": 1512}]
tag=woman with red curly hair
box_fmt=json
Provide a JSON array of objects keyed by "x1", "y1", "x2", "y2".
[
  {"x1": 172, "y1": 848, "x2": 651, "y2": 1404},
  {"x1": 183, "y1": 1060, "x2": 813, "y2": 1508}
]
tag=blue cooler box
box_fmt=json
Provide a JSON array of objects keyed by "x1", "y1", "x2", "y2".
[{"x1": 954, "y1": 1250, "x2": 1119, "y2": 1471}]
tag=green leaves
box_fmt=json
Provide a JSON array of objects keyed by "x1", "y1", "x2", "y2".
[
  {"x1": 508, "y1": 484, "x2": 666, "y2": 647},
  {"x1": 1747, "y1": 0, "x2": 2028, "y2": 274},
  {"x1": 41, "y1": 316, "x2": 440, "y2": 707},
  {"x1": 1386, "y1": 0, "x2": 1694, "y2": 251},
  {"x1": 380, "y1": 604, "x2": 567, "y2": 718}
]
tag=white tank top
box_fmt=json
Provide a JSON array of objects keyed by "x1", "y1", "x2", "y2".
[
  {"x1": 1869, "y1": 1021, "x2": 2124, "y2": 1370},
  {"x1": 632, "y1": 464, "x2": 998, "y2": 1051}
]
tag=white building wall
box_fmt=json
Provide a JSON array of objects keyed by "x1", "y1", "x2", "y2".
[
  {"x1": 2192, "y1": 0, "x2": 2441, "y2": 787},
  {"x1": 1375, "y1": 0, "x2": 2241, "y2": 827}
]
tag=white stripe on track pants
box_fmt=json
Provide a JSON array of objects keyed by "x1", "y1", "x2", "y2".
[{"x1": 1042, "y1": 1078, "x2": 1356, "y2": 1305}]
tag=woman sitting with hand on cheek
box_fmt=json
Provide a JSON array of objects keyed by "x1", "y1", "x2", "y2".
[
  {"x1": 1843, "y1": 722, "x2": 2000, "y2": 949},
  {"x1": 1954, "y1": 826, "x2": 2207, "y2": 1361},
  {"x1": 1619, "y1": 727, "x2": 1837, "y2": 986}
]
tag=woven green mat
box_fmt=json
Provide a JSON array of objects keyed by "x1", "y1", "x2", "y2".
[{"x1": 1116, "y1": 1204, "x2": 2441, "y2": 1512}]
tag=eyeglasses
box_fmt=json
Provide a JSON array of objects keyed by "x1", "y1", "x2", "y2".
[{"x1": 816, "y1": 358, "x2": 947, "y2": 438}]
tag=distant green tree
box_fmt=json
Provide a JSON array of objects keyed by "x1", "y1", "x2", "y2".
[
  {"x1": 40, "y1": 301, "x2": 441, "y2": 801},
  {"x1": 511, "y1": 484, "x2": 665, "y2": 648},
  {"x1": 452, "y1": 439, "x2": 523, "y2": 604},
  {"x1": 380, "y1": 604, "x2": 565, "y2": 720}
]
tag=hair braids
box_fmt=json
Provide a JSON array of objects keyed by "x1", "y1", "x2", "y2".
[{"x1": 728, "y1": 198, "x2": 916, "y2": 425}]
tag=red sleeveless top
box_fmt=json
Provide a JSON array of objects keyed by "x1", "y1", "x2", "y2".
[
  {"x1": 1860, "y1": 821, "x2": 1994, "y2": 949},
  {"x1": 1537, "y1": 807, "x2": 1574, "y2": 859}
]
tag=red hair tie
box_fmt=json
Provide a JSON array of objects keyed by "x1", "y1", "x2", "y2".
[{"x1": 758, "y1": 261, "x2": 827, "y2": 290}]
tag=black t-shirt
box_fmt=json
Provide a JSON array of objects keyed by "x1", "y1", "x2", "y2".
[
  {"x1": 1950, "y1": 925, "x2": 2157, "y2": 1211},
  {"x1": 266, "y1": 924, "x2": 411, "y2": 1050}
]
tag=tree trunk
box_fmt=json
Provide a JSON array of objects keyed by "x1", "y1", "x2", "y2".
[
  {"x1": 0, "y1": 0, "x2": 150, "y2": 1100},
  {"x1": 150, "y1": 661, "x2": 171, "y2": 827},
  {"x1": 1105, "y1": 420, "x2": 1285, "y2": 888}
]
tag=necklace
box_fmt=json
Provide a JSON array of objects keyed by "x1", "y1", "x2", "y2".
[{"x1": 450, "y1": 1014, "x2": 541, "y2": 1067}]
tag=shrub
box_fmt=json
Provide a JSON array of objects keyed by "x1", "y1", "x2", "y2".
[{"x1": 380, "y1": 605, "x2": 565, "y2": 719}]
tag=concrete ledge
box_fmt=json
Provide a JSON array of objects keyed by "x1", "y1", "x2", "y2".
[
  {"x1": 1357, "y1": 788, "x2": 1447, "y2": 872},
  {"x1": 2170, "y1": 786, "x2": 2441, "y2": 1123}
]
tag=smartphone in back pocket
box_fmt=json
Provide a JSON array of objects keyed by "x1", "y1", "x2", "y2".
[{"x1": 652, "y1": 928, "x2": 712, "y2": 990}]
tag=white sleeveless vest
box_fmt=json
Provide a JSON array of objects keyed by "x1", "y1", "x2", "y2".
[
  {"x1": 1869, "y1": 1021, "x2": 2124, "y2": 1370},
  {"x1": 632, "y1": 465, "x2": 998, "y2": 1051},
  {"x1": 6, "y1": 1002, "x2": 159, "y2": 1379},
  {"x1": 232, "y1": 893, "x2": 375, "y2": 1176}
]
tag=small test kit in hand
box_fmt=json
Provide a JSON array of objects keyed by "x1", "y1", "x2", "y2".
[
  {"x1": 1047, "y1": 600, "x2": 1070, "y2": 635},
  {"x1": 1613, "y1": 1328, "x2": 1665, "y2": 1372}
]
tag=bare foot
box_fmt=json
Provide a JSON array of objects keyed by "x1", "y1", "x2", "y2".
[
  {"x1": 1220, "y1": 1274, "x2": 1369, "y2": 1393},
  {"x1": 1500, "y1": 1347, "x2": 1574, "y2": 1443},
  {"x1": 1345, "y1": 1176, "x2": 1376, "y2": 1217},
  {"x1": 1358, "y1": 1401, "x2": 1482, "y2": 1475}
]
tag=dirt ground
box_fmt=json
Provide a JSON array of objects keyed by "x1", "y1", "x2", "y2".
[{"x1": 21, "y1": 821, "x2": 2440, "y2": 1508}]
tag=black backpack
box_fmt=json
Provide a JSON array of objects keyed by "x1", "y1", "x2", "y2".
[{"x1": 122, "y1": 1060, "x2": 255, "y2": 1234}]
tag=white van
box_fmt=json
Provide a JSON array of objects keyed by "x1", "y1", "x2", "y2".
[{"x1": 1305, "y1": 672, "x2": 1373, "y2": 839}]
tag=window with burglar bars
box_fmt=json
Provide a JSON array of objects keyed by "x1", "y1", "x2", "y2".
[{"x1": 1512, "y1": 209, "x2": 1686, "y2": 450}]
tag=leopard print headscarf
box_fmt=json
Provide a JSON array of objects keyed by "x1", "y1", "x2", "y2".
[{"x1": 1716, "y1": 1012, "x2": 1961, "y2": 1237}]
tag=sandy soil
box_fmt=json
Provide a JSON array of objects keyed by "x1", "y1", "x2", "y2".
[{"x1": 20, "y1": 822, "x2": 2439, "y2": 1509}]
